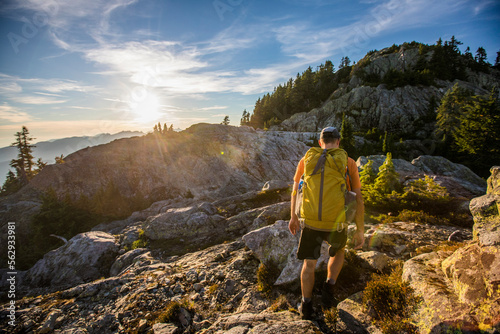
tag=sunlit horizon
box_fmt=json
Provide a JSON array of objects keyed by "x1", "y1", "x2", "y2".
[{"x1": 1, "y1": 0, "x2": 499, "y2": 147}]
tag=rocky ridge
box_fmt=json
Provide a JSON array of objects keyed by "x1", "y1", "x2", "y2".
[
  {"x1": 1, "y1": 156, "x2": 497, "y2": 333},
  {"x1": 0, "y1": 124, "x2": 307, "y2": 271},
  {"x1": 275, "y1": 45, "x2": 500, "y2": 142}
]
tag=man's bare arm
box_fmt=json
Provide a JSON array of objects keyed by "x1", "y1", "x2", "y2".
[{"x1": 289, "y1": 181, "x2": 300, "y2": 235}]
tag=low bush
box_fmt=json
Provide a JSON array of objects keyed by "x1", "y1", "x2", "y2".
[
  {"x1": 363, "y1": 266, "x2": 421, "y2": 333},
  {"x1": 373, "y1": 209, "x2": 448, "y2": 226},
  {"x1": 157, "y1": 301, "x2": 181, "y2": 323},
  {"x1": 256, "y1": 261, "x2": 281, "y2": 299},
  {"x1": 157, "y1": 299, "x2": 195, "y2": 325},
  {"x1": 323, "y1": 307, "x2": 339, "y2": 331},
  {"x1": 131, "y1": 229, "x2": 149, "y2": 249},
  {"x1": 269, "y1": 294, "x2": 292, "y2": 312}
]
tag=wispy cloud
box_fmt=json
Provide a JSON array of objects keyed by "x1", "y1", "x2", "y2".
[
  {"x1": 199, "y1": 106, "x2": 228, "y2": 111},
  {"x1": 472, "y1": 0, "x2": 495, "y2": 15},
  {"x1": 273, "y1": 0, "x2": 473, "y2": 60},
  {"x1": 0, "y1": 73, "x2": 98, "y2": 107},
  {"x1": 0, "y1": 104, "x2": 34, "y2": 123},
  {"x1": 10, "y1": 95, "x2": 68, "y2": 105}
]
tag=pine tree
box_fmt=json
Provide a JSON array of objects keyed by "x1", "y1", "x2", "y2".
[
  {"x1": 35, "y1": 158, "x2": 47, "y2": 173},
  {"x1": 373, "y1": 153, "x2": 400, "y2": 195},
  {"x1": 435, "y1": 83, "x2": 473, "y2": 142},
  {"x1": 448, "y1": 35, "x2": 463, "y2": 53},
  {"x1": 169, "y1": 124, "x2": 174, "y2": 132},
  {"x1": 163, "y1": 123, "x2": 168, "y2": 134},
  {"x1": 382, "y1": 131, "x2": 388, "y2": 153},
  {"x1": 359, "y1": 160, "x2": 377, "y2": 205},
  {"x1": 359, "y1": 160, "x2": 376, "y2": 187},
  {"x1": 464, "y1": 46, "x2": 473, "y2": 63},
  {"x1": 240, "y1": 109, "x2": 250, "y2": 126},
  {"x1": 55, "y1": 154, "x2": 65, "y2": 164},
  {"x1": 339, "y1": 56, "x2": 351, "y2": 69},
  {"x1": 453, "y1": 88, "x2": 500, "y2": 174},
  {"x1": 221, "y1": 115, "x2": 230, "y2": 125},
  {"x1": 1, "y1": 170, "x2": 21, "y2": 195},
  {"x1": 10, "y1": 126, "x2": 36, "y2": 185},
  {"x1": 475, "y1": 47, "x2": 488, "y2": 65},
  {"x1": 340, "y1": 113, "x2": 355, "y2": 156}
]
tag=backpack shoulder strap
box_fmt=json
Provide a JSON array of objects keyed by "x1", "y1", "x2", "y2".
[{"x1": 310, "y1": 149, "x2": 327, "y2": 176}]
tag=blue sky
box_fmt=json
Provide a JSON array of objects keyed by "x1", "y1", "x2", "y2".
[{"x1": 0, "y1": 0, "x2": 499, "y2": 147}]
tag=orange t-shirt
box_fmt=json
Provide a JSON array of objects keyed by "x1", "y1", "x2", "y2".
[{"x1": 293, "y1": 156, "x2": 361, "y2": 190}]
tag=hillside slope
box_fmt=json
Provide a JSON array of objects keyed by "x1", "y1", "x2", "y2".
[
  {"x1": 0, "y1": 131, "x2": 143, "y2": 183},
  {"x1": 277, "y1": 45, "x2": 500, "y2": 140}
]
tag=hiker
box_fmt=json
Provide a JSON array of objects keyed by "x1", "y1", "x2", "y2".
[{"x1": 289, "y1": 126, "x2": 365, "y2": 319}]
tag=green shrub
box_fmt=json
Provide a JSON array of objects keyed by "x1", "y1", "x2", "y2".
[
  {"x1": 269, "y1": 294, "x2": 291, "y2": 312},
  {"x1": 373, "y1": 209, "x2": 448, "y2": 226},
  {"x1": 378, "y1": 319, "x2": 419, "y2": 334},
  {"x1": 323, "y1": 307, "x2": 339, "y2": 331},
  {"x1": 207, "y1": 283, "x2": 219, "y2": 296},
  {"x1": 363, "y1": 266, "x2": 421, "y2": 330},
  {"x1": 256, "y1": 261, "x2": 280, "y2": 299},
  {"x1": 336, "y1": 249, "x2": 364, "y2": 286},
  {"x1": 131, "y1": 229, "x2": 149, "y2": 249},
  {"x1": 362, "y1": 161, "x2": 471, "y2": 226},
  {"x1": 157, "y1": 299, "x2": 195, "y2": 325},
  {"x1": 157, "y1": 301, "x2": 181, "y2": 323}
]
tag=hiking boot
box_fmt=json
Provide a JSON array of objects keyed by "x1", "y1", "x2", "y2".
[
  {"x1": 298, "y1": 299, "x2": 313, "y2": 320},
  {"x1": 321, "y1": 282, "x2": 339, "y2": 308}
]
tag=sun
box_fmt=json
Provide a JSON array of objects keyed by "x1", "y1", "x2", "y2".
[{"x1": 130, "y1": 91, "x2": 163, "y2": 124}]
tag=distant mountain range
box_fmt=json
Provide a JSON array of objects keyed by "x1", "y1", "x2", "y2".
[{"x1": 0, "y1": 131, "x2": 144, "y2": 183}]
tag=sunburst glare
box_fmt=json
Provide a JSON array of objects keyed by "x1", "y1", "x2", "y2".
[{"x1": 130, "y1": 91, "x2": 163, "y2": 124}]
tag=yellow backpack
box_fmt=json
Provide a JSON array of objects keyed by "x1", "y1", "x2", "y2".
[{"x1": 299, "y1": 147, "x2": 348, "y2": 231}]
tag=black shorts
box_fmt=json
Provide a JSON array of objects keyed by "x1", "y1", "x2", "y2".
[{"x1": 297, "y1": 226, "x2": 347, "y2": 260}]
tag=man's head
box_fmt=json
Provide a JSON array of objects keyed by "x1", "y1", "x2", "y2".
[{"x1": 319, "y1": 126, "x2": 340, "y2": 148}]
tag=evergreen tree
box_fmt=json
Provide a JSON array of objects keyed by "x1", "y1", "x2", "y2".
[
  {"x1": 0, "y1": 170, "x2": 21, "y2": 195},
  {"x1": 464, "y1": 46, "x2": 474, "y2": 63},
  {"x1": 169, "y1": 124, "x2": 174, "y2": 132},
  {"x1": 475, "y1": 47, "x2": 488, "y2": 65},
  {"x1": 359, "y1": 160, "x2": 376, "y2": 187},
  {"x1": 382, "y1": 131, "x2": 388, "y2": 153},
  {"x1": 435, "y1": 83, "x2": 473, "y2": 142},
  {"x1": 240, "y1": 109, "x2": 250, "y2": 126},
  {"x1": 315, "y1": 60, "x2": 336, "y2": 103},
  {"x1": 448, "y1": 35, "x2": 463, "y2": 53},
  {"x1": 10, "y1": 126, "x2": 36, "y2": 185},
  {"x1": 339, "y1": 56, "x2": 351, "y2": 69},
  {"x1": 221, "y1": 115, "x2": 230, "y2": 125},
  {"x1": 55, "y1": 154, "x2": 65, "y2": 164},
  {"x1": 373, "y1": 153, "x2": 400, "y2": 195},
  {"x1": 36, "y1": 158, "x2": 47, "y2": 173},
  {"x1": 163, "y1": 123, "x2": 168, "y2": 134},
  {"x1": 494, "y1": 51, "x2": 500, "y2": 69},
  {"x1": 381, "y1": 131, "x2": 395, "y2": 154},
  {"x1": 340, "y1": 113, "x2": 355, "y2": 156},
  {"x1": 453, "y1": 88, "x2": 500, "y2": 174},
  {"x1": 428, "y1": 37, "x2": 466, "y2": 80}
]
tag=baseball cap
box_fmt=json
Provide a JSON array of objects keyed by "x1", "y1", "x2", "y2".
[{"x1": 320, "y1": 126, "x2": 340, "y2": 139}]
